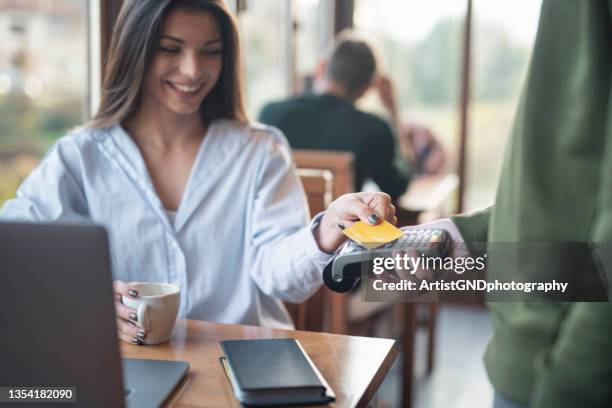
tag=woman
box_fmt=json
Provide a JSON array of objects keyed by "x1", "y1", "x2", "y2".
[{"x1": 0, "y1": 0, "x2": 396, "y2": 344}]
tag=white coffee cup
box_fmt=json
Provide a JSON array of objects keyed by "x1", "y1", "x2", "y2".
[{"x1": 121, "y1": 282, "x2": 180, "y2": 345}]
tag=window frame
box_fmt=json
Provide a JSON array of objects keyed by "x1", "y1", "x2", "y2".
[{"x1": 89, "y1": 0, "x2": 123, "y2": 119}]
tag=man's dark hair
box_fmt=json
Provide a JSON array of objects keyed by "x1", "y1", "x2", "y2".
[{"x1": 325, "y1": 35, "x2": 377, "y2": 96}]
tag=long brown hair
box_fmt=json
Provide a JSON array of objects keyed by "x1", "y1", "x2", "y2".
[{"x1": 88, "y1": 0, "x2": 247, "y2": 128}]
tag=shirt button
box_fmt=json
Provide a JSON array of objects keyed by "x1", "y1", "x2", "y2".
[{"x1": 172, "y1": 241, "x2": 179, "y2": 249}]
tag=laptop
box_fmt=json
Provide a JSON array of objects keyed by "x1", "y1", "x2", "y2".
[{"x1": 0, "y1": 222, "x2": 188, "y2": 408}]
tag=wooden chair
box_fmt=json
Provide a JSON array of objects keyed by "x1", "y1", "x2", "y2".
[
  {"x1": 292, "y1": 150, "x2": 355, "y2": 198},
  {"x1": 285, "y1": 168, "x2": 333, "y2": 332},
  {"x1": 292, "y1": 150, "x2": 355, "y2": 334},
  {"x1": 298, "y1": 168, "x2": 334, "y2": 215}
]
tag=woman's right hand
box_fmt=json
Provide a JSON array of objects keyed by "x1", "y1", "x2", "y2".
[{"x1": 113, "y1": 280, "x2": 147, "y2": 345}]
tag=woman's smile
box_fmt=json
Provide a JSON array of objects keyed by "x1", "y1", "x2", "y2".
[
  {"x1": 164, "y1": 80, "x2": 207, "y2": 99},
  {"x1": 167, "y1": 81, "x2": 204, "y2": 94}
]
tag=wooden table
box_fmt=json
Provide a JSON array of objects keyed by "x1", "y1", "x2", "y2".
[{"x1": 121, "y1": 319, "x2": 398, "y2": 408}]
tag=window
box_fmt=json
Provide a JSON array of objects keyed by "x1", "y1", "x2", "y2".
[
  {"x1": 465, "y1": 0, "x2": 541, "y2": 210},
  {"x1": 355, "y1": 0, "x2": 542, "y2": 212},
  {"x1": 353, "y1": 0, "x2": 466, "y2": 171},
  {"x1": 0, "y1": 0, "x2": 88, "y2": 206},
  {"x1": 293, "y1": 0, "x2": 334, "y2": 93},
  {"x1": 237, "y1": 0, "x2": 288, "y2": 119}
]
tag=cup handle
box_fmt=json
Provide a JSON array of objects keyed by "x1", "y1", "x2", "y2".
[{"x1": 137, "y1": 303, "x2": 150, "y2": 332}]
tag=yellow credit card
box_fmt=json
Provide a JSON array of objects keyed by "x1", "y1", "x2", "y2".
[{"x1": 341, "y1": 220, "x2": 404, "y2": 249}]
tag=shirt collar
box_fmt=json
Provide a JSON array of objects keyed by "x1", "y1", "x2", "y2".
[{"x1": 97, "y1": 120, "x2": 250, "y2": 234}]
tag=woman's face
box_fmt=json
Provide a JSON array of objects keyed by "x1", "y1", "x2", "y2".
[{"x1": 142, "y1": 9, "x2": 223, "y2": 118}]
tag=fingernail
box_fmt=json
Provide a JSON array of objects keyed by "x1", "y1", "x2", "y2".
[
  {"x1": 130, "y1": 338, "x2": 139, "y2": 344},
  {"x1": 130, "y1": 312, "x2": 138, "y2": 322},
  {"x1": 137, "y1": 331, "x2": 146, "y2": 340},
  {"x1": 368, "y1": 214, "x2": 380, "y2": 224},
  {"x1": 337, "y1": 222, "x2": 346, "y2": 230},
  {"x1": 128, "y1": 289, "x2": 138, "y2": 298},
  {"x1": 133, "y1": 338, "x2": 144, "y2": 345}
]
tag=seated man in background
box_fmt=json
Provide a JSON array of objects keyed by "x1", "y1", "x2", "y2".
[{"x1": 259, "y1": 34, "x2": 410, "y2": 202}]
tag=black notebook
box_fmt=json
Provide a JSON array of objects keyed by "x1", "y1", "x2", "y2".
[{"x1": 219, "y1": 338, "x2": 335, "y2": 406}]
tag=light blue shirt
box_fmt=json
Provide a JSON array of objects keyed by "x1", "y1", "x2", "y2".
[{"x1": 0, "y1": 119, "x2": 332, "y2": 328}]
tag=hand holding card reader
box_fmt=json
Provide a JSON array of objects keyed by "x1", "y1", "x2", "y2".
[{"x1": 323, "y1": 224, "x2": 452, "y2": 293}]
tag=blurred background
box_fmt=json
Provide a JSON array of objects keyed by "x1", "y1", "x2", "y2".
[
  {"x1": 0, "y1": 1, "x2": 543, "y2": 407},
  {"x1": 0, "y1": 0, "x2": 541, "y2": 212}
]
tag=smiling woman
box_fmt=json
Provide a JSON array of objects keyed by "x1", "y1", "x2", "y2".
[
  {"x1": 90, "y1": 0, "x2": 246, "y2": 129},
  {"x1": 0, "y1": 0, "x2": 396, "y2": 345},
  {"x1": 145, "y1": 11, "x2": 223, "y2": 116}
]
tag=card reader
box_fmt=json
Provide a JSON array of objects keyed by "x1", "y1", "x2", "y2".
[{"x1": 323, "y1": 228, "x2": 451, "y2": 293}]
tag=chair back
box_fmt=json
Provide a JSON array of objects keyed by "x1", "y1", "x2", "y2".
[
  {"x1": 287, "y1": 150, "x2": 355, "y2": 333},
  {"x1": 293, "y1": 150, "x2": 355, "y2": 197},
  {"x1": 297, "y1": 168, "x2": 333, "y2": 216},
  {"x1": 284, "y1": 169, "x2": 333, "y2": 331}
]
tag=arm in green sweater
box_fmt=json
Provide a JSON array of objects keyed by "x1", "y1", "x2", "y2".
[
  {"x1": 531, "y1": 2, "x2": 612, "y2": 402},
  {"x1": 450, "y1": 207, "x2": 491, "y2": 256}
]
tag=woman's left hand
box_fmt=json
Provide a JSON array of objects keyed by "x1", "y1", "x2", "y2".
[{"x1": 314, "y1": 192, "x2": 397, "y2": 254}]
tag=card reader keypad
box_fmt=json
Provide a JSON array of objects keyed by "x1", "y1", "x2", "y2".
[{"x1": 387, "y1": 228, "x2": 450, "y2": 258}]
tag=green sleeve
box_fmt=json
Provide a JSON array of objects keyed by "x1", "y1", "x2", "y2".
[{"x1": 450, "y1": 207, "x2": 491, "y2": 254}]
